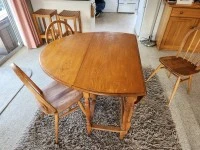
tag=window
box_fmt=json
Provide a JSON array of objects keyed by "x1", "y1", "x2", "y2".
[{"x1": 0, "y1": 0, "x2": 23, "y2": 64}]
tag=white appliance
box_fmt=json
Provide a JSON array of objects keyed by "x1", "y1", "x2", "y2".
[
  {"x1": 104, "y1": 0, "x2": 118, "y2": 12},
  {"x1": 118, "y1": 0, "x2": 139, "y2": 13},
  {"x1": 134, "y1": 0, "x2": 165, "y2": 40},
  {"x1": 104, "y1": 0, "x2": 139, "y2": 13},
  {"x1": 134, "y1": 0, "x2": 147, "y2": 36}
]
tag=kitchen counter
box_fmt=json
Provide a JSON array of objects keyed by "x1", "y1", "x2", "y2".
[{"x1": 31, "y1": 0, "x2": 95, "y2": 32}]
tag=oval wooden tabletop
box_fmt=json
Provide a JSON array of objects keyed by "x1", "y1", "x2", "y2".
[{"x1": 40, "y1": 32, "x2": 146, "y2": 96}]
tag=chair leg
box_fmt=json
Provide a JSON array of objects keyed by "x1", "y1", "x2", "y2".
[
  {"x1": 168, "y1": 77, "x2": 181, "y2": 105},
  {"x1": 40, "y1": 112, "x2": 45, "y2": 119},
  {"x1": 89, "y1": 94, "x2": 97, "y2": 101},
  {"x1": 167, "y1": 71, "x2": 171, "y2": 78},
  {"x1": 146, "y1": 64, "x2": 163, "y2": 82},
  {"x1": 54, "y1": 113, "x2": 59, "y2": 144},
  {"x1": 77, "y1": 101, "x2": 86, "y2": 116},
  {"x1": 187, "y1": 75, "x2": 192, "y2": 94},
  {"x1": 89, "y1": 94, "x2": 97, "y2": 120}
]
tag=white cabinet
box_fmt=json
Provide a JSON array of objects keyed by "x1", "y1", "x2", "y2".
[
  {"x1": 119, "y1": 0, "x2": 138, "y2": 3},
  {"x1": 104, "y1": 0, "x2": 118, "y2": 12},
  {"x1": 118, "y1": 0, "x2": 139, "y2": 13},
  {"x1": 104, "y1": 0, "x2": 138, "y2": 13},
  {"x1": 118, "y1": 4, "x2": 137, "y2": 13},
  {"x1": 134, "y1": 0, "x2": 165, "y2": 40}
]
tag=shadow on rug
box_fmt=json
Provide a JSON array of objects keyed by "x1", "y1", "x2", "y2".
[
  {"x1": 0, "y1": 67, "x2": 32, "y2": 114},
  {"x1": 15, "y1": 68, "x2": 182, "y2": 150}
]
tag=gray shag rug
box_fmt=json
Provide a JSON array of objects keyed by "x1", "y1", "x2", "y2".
[
  {"x1": 15, "y1": 68, "x2": 182, "y2": 150},
  {"x1": 0, "y1": 67, "x2": 32, "y2": 114}
]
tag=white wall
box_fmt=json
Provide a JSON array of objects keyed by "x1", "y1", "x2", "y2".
[{"x1": 31, "y1": 0, "x2": 95, "y2": 32}]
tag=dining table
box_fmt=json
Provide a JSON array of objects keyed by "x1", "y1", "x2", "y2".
[{"x1": 40, "y1": 32, "x2": 146, "y2": 139}]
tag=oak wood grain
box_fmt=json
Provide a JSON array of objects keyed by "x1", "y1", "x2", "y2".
[
  {"x1": 40, "y1": 32, "x2": 146, "y2": 96},
  {"x1": 74, "y1": 32, "x2": 146, "y2": 96},
  {"x1": 156, "y1": 3, "x2": 200, "y2": 51},
  {"x1": 171, "y1": 8, "x2": 200, "y2": 18},
  {"x1": 161, "y1": 17, "x2": 198, "y2": 50},
  {"x1": 40, "y1": 33, "x2": 93, "y2": 87}
]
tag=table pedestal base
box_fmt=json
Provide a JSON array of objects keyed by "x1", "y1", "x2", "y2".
[{"x1": 83, "y1": 92, "x2": 137, "y2": 139}]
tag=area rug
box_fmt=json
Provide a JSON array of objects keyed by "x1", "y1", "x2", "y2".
[
  {"x1": 0, "y1": 67, "x2": 32, "y2": 114},
  {"x1": 15, "y1": 68, "x2": 182, "y2": 150}
]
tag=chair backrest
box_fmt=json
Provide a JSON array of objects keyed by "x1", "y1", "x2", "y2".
[
  {"x1": 11, "y1": 63, "x2": 56, "y2": 114},
  {"x1": 177, "y1": 27, "x2": 200, "y2": 70},
  {"x1": 45, "y1": 20, "x2": 74, "y2": 44}
]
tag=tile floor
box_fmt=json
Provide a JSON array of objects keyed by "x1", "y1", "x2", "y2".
[{"x1": 0, "y1": 13, "x2": 200, "y2": 150}]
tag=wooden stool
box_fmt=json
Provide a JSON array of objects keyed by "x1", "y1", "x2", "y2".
[
  {"x1": 32, "y1": 9, "x2": 57, "y2": 43},
  {"x1": 58, "y1": 10, "x2": 82, "y2": 33}
]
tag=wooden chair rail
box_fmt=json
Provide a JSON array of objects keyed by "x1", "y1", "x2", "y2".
[{"x1": 92, "y1": 124, "x2": 122, "y2": 133}]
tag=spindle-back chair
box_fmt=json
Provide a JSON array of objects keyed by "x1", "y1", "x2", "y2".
[
  {"x1": 45, "y1": 20, "x2": 74, "y2": 44},
  {"x1": 146, "y1": 27, "x2": 200, "y2": 104},
  {"x1": 11, "y1": 63, "x2": 86, "y2": 143}
]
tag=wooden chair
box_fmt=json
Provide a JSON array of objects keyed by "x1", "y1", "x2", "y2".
[
  {"x1": 146, "y1": 27, "x2": 200, "y2": 105},
  {"x1": 11, "y1": 63, "x2": 86, "y2": 144},
  {"x1": 58, "y1": 10, "x2": 82, "y2": 33},
  {"x1": 45, "y1": 20, "x2": 74, "y2": 44},
  {"x1": 32, "y1": 9, "x2": 57, "y2": 44}
]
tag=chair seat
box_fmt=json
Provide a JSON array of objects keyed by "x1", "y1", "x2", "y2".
[
  {"x1": 42, "y1": 81, "x2": 83, "y2": 113},
  {"x1": 159, "y1": 56, "x2": 199, "y2": 76},
  {"x1": 59, "y1": 10, "x2": 80, "y2": 18}
]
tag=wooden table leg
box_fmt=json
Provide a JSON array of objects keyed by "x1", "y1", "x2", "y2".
[
  {"x1": 126, "y1": 97, "x2": 137, "y2": 131},
  {"x1": 120, "y1": 96, "x2": 137, "y2": 139},
  {"x1": 90, "y1": 94, "x2": 97, "y2": 119},
  {"x1": 83, "y1": 92, "x2": 92, "y2": 134}
]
